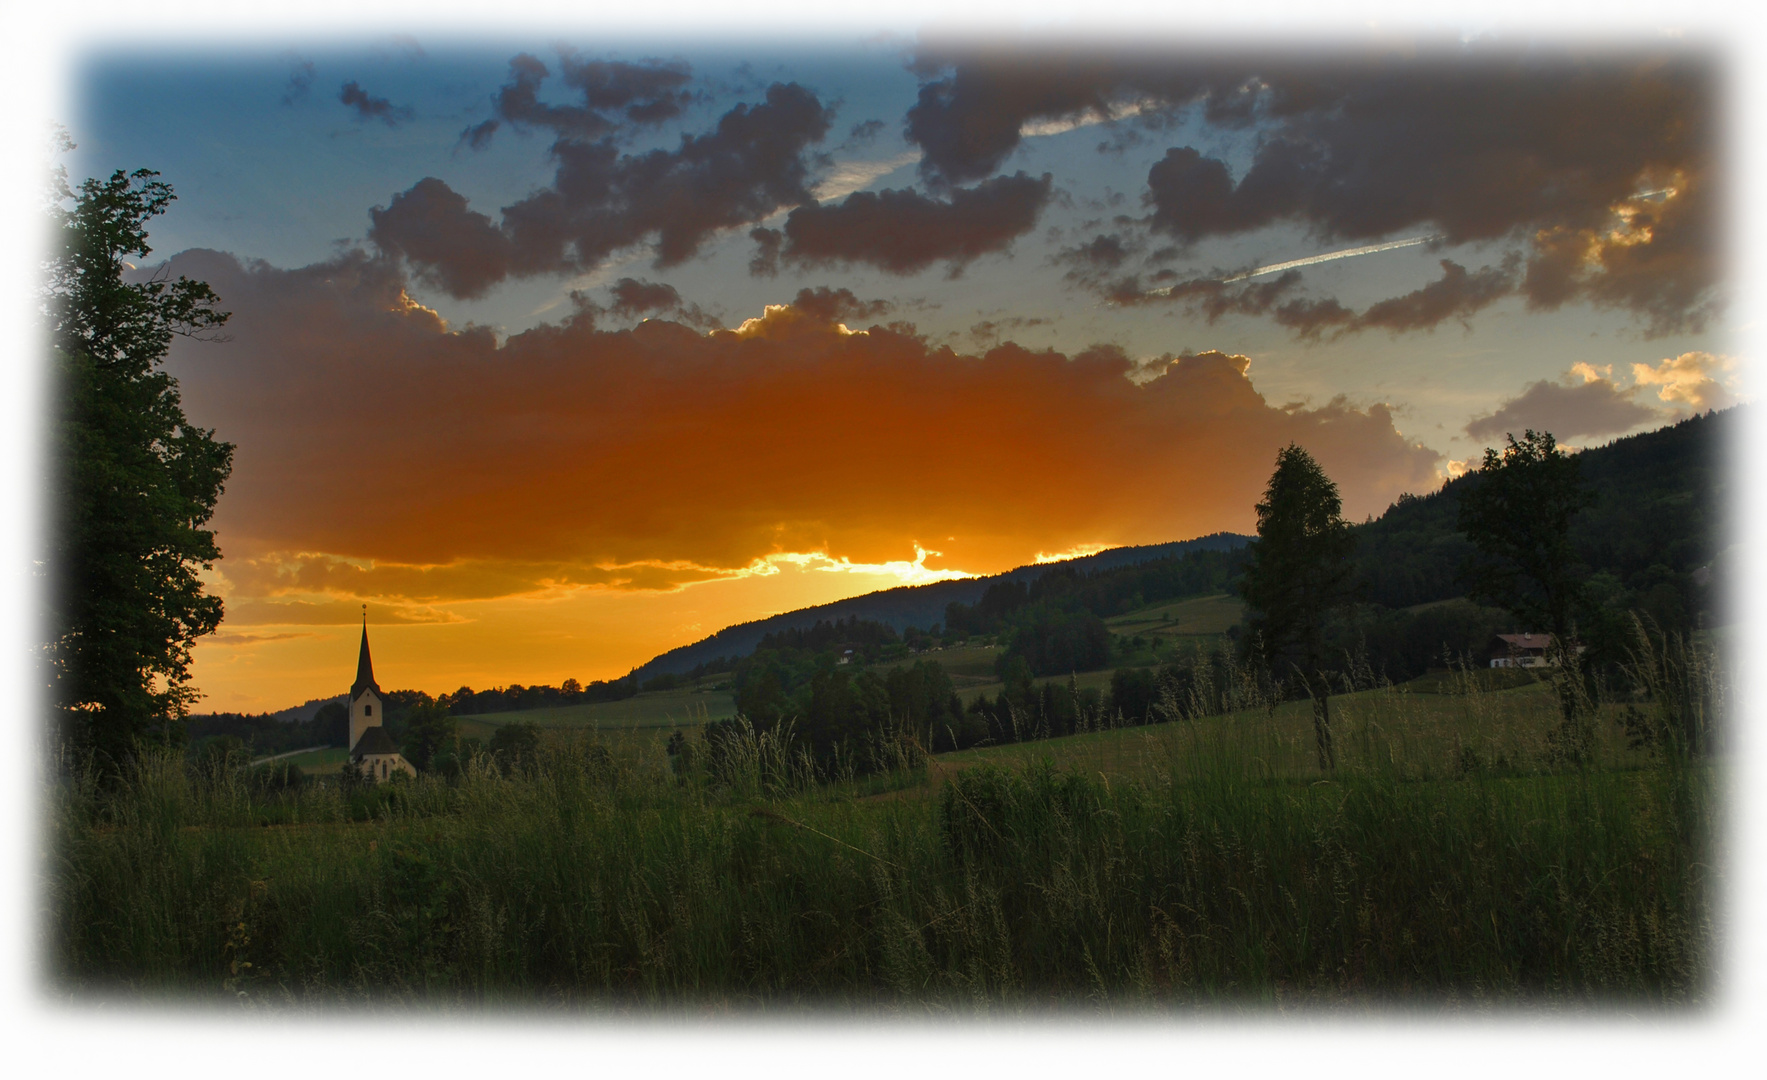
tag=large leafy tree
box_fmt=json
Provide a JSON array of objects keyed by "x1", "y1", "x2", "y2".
[
  {"x1": 1239, "y1": 444, "x2": 1357, "y2": 770},
  {"x1": 1456, "y1": 429, "x2": 1594, "y2": 654},
  {"x1": 400, "y1": 702, "x2": 458, "y2": 772},
  {"x1": 45, "y1": 153, "x2": 233, "y2": 769}
]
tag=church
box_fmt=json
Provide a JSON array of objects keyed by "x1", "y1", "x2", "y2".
[{"x1": 348, "y1": 616, "x2": 417, "y2": 782}]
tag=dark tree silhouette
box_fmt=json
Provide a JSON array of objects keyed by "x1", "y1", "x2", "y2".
[
  {"x1": 46, "y1": 148, "x2": 234, "y2": 771},
  {"x1": 1239, "y1": 444, "x2": 1357, "y2": 770},
  {"x1": 1458, "y1": 429, "x2": 1597, "y2": 746},
  {"x1": 1457, "y1": 429, "x2": 1594, "y2": 655},
  {"x1": 400, "y1": 701, "x2": 458, "y2": 772}
]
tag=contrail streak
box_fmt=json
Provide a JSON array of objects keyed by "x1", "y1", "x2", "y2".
[{"x1": 1217, "y1": 234, "x2": 1439, "y2": 284}]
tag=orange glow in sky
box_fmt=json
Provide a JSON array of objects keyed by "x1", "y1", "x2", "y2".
[{"x1": 73, "y1": 39, "x2": 1721, "y2": 713}]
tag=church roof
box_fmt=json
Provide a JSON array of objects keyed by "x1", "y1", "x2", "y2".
[
  {"x1": 351, "y1": 725, "x2": 397, "y2": 757},
  {"x1": 350, "y1": 618, "x2": 382, "y2": 702}
]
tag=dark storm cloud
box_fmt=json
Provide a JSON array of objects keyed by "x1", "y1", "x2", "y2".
[
  {"x1": 367, "y1": 178, "x2": 512, "y2": 300},
  {"x1": 608, "y1": 278, "x2": 683, "y2": 317},
  {"x1": 906, "y1": 43, "x2": 1716, "y2": 334},
  {"x1": 1103, "y1": 258, "x2": 1516, "y2": 340},
  {"x1": 502, "y1": 81, "x2": 832, "y2": 270},
  {"x1": 1144, "y1": 56, "x2": 1716, "y2": 335},
  {"x1": 371, "y1": 82, "x2": 835, "y2": 297},
  {"x1": 459, "y1": 119, "x2": 500, "y2": 151},
  {"x1": 788, "y1": 286, "x2": 890, "y2": 324},
  {"x1": 1345, "y1": 259, "x2": 1518, "y2": 334},
  {"x1": 747, "y1": 226, "x2": 784, "y2": 277},
  {"x1": 605, "y1": 279, "x2": 722, "y2": 330},
  {"x1": 339, "y1": 81, "x2": 414, "y2": 127},
  {"x1": 1272, "y1": 259, "x2": 1519, "y2": 340},
  {"x1": 1268, "y1": 296, "x2": 1355, "y2": 339},
  {"x1": 760, "y1": 172, "x2": 1053, "y2": 276},
  {"x1": 559, "y1": 51, "x2": 694, "y2": 120},
  {"x1": 1194, "y1": 272, "x2": 1305, "y2": 323},
  {"x1": 1101, "y1": 270, "x2": 1304, "y2": 320},
  {"x1": 464, "y1": 51, "x2": 696, "y2": 150},
  {"x1": 1145, "y1": 144, "x2": 1286, "y2": 239},
  {"x1": 1466, "y1": 374, "x2": 1662, "y2": 443},
  {"x1": 903, "y1": 49, "x2": 1233, "y2": 186}
]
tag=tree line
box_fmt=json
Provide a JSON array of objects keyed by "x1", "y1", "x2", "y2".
[{"x1": 1351, "y1": 409, "x2": 1728, "y2": 634}]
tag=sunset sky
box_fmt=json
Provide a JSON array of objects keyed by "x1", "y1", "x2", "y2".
[{"x1": 57, "y1": 23, "x2": 1740, "y2": 712}]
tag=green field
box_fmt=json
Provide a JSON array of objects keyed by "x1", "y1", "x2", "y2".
[
  {"x1": 456, "y1": 685, "x2": 735, "y2": 730},
  {"x1": 273, "y1": 747, "x2": 351, "y2": 775},
  {"x1": 865, "y1": 643, "x2": 1002, "y2": 688},
  {"x1": 53, "y1": 656, "x2": 1716, "y2": 1007},
  {"x1": 923, "y1": 675, "x2": 1566, "y2": 790},
  {"x1": 447, "y1": 685, "x2": 735, "y2": 761},
  {"x1": 421, "y1": 594, "x2": 1245, "y2": 754},
  {"x1": 1105, "y1": 592, "x2": 1243, "y2": 636},
  {"x1": 950, "y1": 666, "x2": 1118, "y2": 707}
]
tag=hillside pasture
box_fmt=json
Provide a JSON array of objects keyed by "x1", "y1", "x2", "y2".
[
  {"x1": 929, "y1": 675, "x2": 1573, "y2": 789},
  {"x1": 865, "y1": 643, "x2": 1002, "y2": 687},
  {"x1": 1105, "y1": 592, "x2": 1243, "y2": 636},
  {"x1": 953, "y1": 666, "x2": 1118, "y2": 707},
  {"x1": 455, "y1": 685, "x2": 734, "y2": 730},
  {"x1": 274, "y1": 747, "x2": 351, "y2": 775},
  {"x1": 451, "y1": 717, "x2": 682, "y2": 763}
]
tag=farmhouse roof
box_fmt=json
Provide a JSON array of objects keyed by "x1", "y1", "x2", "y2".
[
  {"x1": 1493, "y1": 633, "x2": 1554, "y2": 652},
  {"x1": 351, "y1": 725, "x2": 397, "y2": 757},
  {"x1": 350, "y1": 618, "x2": 382, "y2": 701}
]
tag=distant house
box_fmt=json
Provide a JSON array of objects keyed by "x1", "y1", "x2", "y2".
[
  {"x1": 348, "y1": 617, "x2": 416, "y2": 782},
  {"x1": 1486, "y1": 633, "x2": 1578, "y2": 669}
]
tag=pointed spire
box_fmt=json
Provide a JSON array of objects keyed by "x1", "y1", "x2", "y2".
[{"x1": 351, "y1": 606, "x2": 381, "y2": 700}]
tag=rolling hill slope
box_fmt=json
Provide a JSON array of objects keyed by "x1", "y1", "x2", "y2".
[
  {"x1": 627, "y1": 532, "x2": 1250, "y2": 680},
  {"x1": 631, "y1": 406, "x2": 1737, "y2": 683},
  {"x1": 1352, "y1": 406, "x2": 1736, "y2": 619}
]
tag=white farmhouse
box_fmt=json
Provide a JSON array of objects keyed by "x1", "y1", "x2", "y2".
[
  {"x1": 1486, "y1": 633, "x2": 1582, "y2": 669},
  {"x1": 348, "y1": 617, "x2": 416, "y2": 782}
]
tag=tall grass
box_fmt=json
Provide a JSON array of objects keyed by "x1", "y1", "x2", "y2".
[{"x1": 45, "y1": 631, "x2": 1719, "y2": 1010}]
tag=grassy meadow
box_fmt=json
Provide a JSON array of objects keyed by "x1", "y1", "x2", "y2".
[
  {"x1": 266, "y1": 747, "x2": 352, "y2": 776},
  {"x1": 435, "y1": 594, "x2": 1244, "y2": 746},
  {"x1": 48, "y1": 633, "x2": 1721, "y2": 1011},
  {"x1": 1105, "y1": 592, "x2": 1244, "y2": 639},
  {"x1": 450, "y1": 686, "x2": 735, "y2": 763},
  {"x1": 455, "y1": 685, "x2": 736, "y2": 731}
]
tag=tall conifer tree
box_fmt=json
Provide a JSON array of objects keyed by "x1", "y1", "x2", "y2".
[{"x1": 1239, "y1": 444, "x2": 1356, "y2": 770}]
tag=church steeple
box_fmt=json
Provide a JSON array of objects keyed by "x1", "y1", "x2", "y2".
[
  {"x1": 350, "y1": 612, "x2": 380, "y2": 700},
  {"x1": 343, "y1": 606, "x2": 413, "y2": 780},
  {"x1": 347, "y1": 608, "x2": 385, "y2": 754}
]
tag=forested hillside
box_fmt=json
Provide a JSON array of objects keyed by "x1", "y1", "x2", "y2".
[
  {"x1": 643, "y1": 408, "x2": 1734, "y2": 685},
  {"x1": 628, "y1": 532, "x2": 1250, "y2": 680},
  {"x1": 1353, "y1": 407, "x2": 1735, "y2": 625}
]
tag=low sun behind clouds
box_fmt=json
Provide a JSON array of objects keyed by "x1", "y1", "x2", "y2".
[{"x1": 166, "y1": 248, "x2": 1440, "y2": 641}]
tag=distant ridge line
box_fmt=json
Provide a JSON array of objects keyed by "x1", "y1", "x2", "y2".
[{"x1": 626, "y1": 532, "x2": 1251, "y2": 681}]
